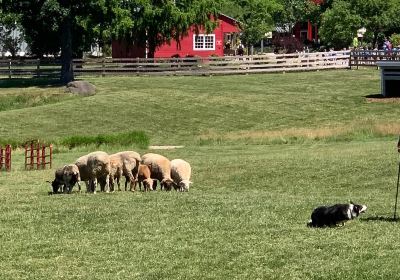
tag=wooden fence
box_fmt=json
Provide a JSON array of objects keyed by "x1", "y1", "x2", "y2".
[
  {"x1": 0, "y1": 58, "x2": 61, "y2": 78},
  {"x1": 0, "y1": 145, "x2": 12, "y2": 172},
  {"x1": 350, "y1": 50, "x2": 400, "y2": 68},
  {"x1": 0, "y1": 51, "x2": 350, "y2": 78},
  {"x1": 24, "y1": 142, "x2": 53, "y2": 170}
]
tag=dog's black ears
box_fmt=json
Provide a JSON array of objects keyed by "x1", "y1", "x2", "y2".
[{"x1": 350, "y1": 200, "x2": 355, "y2": 205}]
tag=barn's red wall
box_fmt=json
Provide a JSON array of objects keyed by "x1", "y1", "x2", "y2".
[{"x1": 112, "y1": 14, "x2": 240, "y2": 58}]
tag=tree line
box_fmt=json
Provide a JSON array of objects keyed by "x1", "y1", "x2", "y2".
[{"x1": 1, "y1": 0, "x2": 400, "y2": 83}]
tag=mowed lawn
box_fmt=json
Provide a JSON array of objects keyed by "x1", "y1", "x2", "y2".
[{"x1": 1, "y1": 69, "x2": 400, "y2": 279}]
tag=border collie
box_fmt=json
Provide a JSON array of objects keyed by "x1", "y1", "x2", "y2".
[{"x1": 307, "y1": 202, "x2": 367, "y2": 227}]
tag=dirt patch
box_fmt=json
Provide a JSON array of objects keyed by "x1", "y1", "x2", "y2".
[
  {"x1": 149, "y1": 145, "x2": 184, "y2": 150},
  {"x1": 200, "y1": 123, "x2": 400, "y2": 142},
  {"x1": 365, "y1": 94, "x2": 400, "y2": 103},
  {"x1": 201, "y1": 127, "x2": 351, "y2": 141}
]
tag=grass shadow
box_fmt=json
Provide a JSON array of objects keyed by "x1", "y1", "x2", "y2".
[
  {"x1": 360, "y1": 215, "x2": 400, "y2": 223},
  {"x1": 0, "y1": 78, "x2": 63, "y2": 88},
  {"x1": 365, "y1": 94, "x2": 400, "y2": 102}
]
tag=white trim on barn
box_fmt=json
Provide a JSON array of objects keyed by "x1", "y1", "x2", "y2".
[{"x1": 193, "y1": 34, "x2": 215, "y2": 50}]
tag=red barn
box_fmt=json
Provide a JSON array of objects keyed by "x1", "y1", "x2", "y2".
[
  {"x1": 292, "y1": 0, "x2": 324, "y2": 43},
  {"x1": 112, "y1": 14, "x2": 240, "y2": 58}
]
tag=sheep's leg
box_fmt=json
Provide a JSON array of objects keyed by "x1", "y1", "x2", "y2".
[
  {"x1": 132, "y1": 162, "x2": 139, "y2": 181},
  {"x1": 117, "y1": 177, "x2": 121, "y2": 191},
  {"x1": 65, "y1": 183, "x2": 72, "y2": 194},
  {"x1": 123, "y1": 167, "x2": 136, "y2": 192},
  {"x1": 91, "y1": 178, "x2": 97, "y2": 194},
  {"x1": 109, "y1": 175, "x2": 115, "y2": 192},
  {"x1": 105, "y1": 175, "x2": 110, "y2": 193}
]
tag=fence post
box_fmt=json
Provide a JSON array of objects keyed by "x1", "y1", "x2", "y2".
[
  {"x1": 37, "y1": 58, "x2": 41, "y2": 78},
  {"x1": 30, "y1": 142, "x2": 34, "y2": 170},
  {"x1": 24, "y1": 145, "x2": 27, "y2": 170},
  {"x1": 41, "y1": 145, "x2": 46, "y2": 169},
  {"x1": 102, "y1": 58, "x2": 105, "y2": 77},
  {"x1": 8, "y1": 59, "x2": 12, "y2": 79},
  {"x1": 49, "y1": 144, "x2": 53, "y2": 169},
  {"x1": 5, "y1": 145, "x2": 11, "y2": 172},
  {"x1": 36, "y1": 143, "x2": 40, "y2": 169},
  {"x1": 0, "y1": 146, "x2": 3, "y2": 170}
]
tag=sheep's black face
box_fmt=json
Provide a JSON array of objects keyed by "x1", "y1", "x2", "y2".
[
  {"x1": 162, "y1": 179, "x2": 174, "y2": 191},
  {"x1": 51, "y1": 180, "x2": 61, "y2": 193},
  {"x1": 143, "y1": 180, "x2": 153, "y2": 191}
]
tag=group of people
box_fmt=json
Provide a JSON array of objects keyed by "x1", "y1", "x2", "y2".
[
  {"x1": 224, "y1": 40, "x2": 245, "y2": 56},
  {"x1": 353, "y1": 36, "x2": 398, "y2": 52}
]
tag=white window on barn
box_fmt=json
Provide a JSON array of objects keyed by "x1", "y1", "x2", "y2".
[{"x1": 193, "y1": 34, "x2": 215, "y2": 50}]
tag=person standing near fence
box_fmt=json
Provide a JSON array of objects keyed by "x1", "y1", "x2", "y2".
[
  {"x1": 352, "y1": 36, "x2": 359, "y2": 50},
  {"x1": 237, "y1": 41, "x2": 244, "y2": 56}
]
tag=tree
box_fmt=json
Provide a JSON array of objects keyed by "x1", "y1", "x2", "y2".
[
  {"x1": 0, "y1": 0, "x2": 219, "y2": 83},
  {"x1": 221, "y1": 0, "x2": 282, "y2": 48},
  {"x1": 319, "y1": 0, "x2": 362, "y2": 49},
  {"x1": 274, "y1": 0, "x2": 319, "y2": 33},
  {"x1": 352, "y1": 0, "x2": 400, "y2": 48},
  {"x1": 116, "y1": 0, "x2": 220, "y2": 58},
  {"x1": 319, "y1": 0, "x2": 400, "y2": 49},
  {"x1": 0, "y1": 12, "x2": 24, "y2": 56}
]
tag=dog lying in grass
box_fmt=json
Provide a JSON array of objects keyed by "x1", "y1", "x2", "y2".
[{"x1": 307, "y1": 202, "x2": 367, "y2": 227}]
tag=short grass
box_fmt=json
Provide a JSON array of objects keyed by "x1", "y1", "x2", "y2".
[
  {"x1": 1, "y1": 69, "x2": 400, "y2": 279},
  {"x1": 0, "y1": 69, "x2": 399, "y2": 145}
]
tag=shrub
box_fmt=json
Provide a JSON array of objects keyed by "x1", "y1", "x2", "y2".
[
  {"x1": 390, "y1": 33, "x2": 400, "y2": 48},
  {"x1": 272, "y1": 36, "x2": 303, "y2": 53},
  {"x1": 60, "y1": 131, "x2": 150, "y2": 149}
]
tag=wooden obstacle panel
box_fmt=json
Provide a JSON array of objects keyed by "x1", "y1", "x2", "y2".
[
  {"x1": 0, "y1": 145, "x2": 12, "y2": 172},
  {"x1": 24, "y1": 142, "x2": 52, "y2": 170}
]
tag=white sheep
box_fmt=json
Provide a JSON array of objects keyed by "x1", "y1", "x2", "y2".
[
  {"x1": 75, "y1": 151, "x2": 111, "y2": 193},
  {"x1": 141, "y1": 153, "x2": 174, "y2": 191},
  {"x1": 171, "y1": 159, "x2": 192, "y2": 192},
  {"x1": 109, "y1": 155, "x2": 123, "y2": 192},
  {"x1": 109, "y1": 151, "x2": 141, "y2": 191}
]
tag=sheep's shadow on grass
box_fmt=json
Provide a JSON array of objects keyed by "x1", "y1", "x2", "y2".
[
  {"x1": 0, "y1": 78, "x2": 62, "y2": 88},
  {"x1": 360, "y1": 215, "x2": 400, "y2": 223}
]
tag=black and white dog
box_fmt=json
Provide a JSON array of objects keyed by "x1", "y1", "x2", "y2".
[{"x1": 307, "y1": 202, "x2": 367, "y2": 227}]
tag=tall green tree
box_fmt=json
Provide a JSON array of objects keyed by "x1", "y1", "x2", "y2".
[
  {"x1": 0, "y1": 11, "x2": 24, "y2": 56},
  {"x1": 221, "y1": 0, "x2": 282, "y2": 47},
  {"x1": 352, "y1": 0, "x2": 400, "y2": 47},
  {"x1": 0, "y1": 0, "x2": 219, "y2": 83},
  {"x1": 274, "y1": 0, "x2": 319, "y2": 32},
  {"x1": 319, "y1": 0, "x2": 400, "y2": 49},
  {"x1": 319, "y1": 0, "x2": 362, "y2": 49},
  {"x1": 118, "y1": 0, "x2": 219, "y2": 57}
]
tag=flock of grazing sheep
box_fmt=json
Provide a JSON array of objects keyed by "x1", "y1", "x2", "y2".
[{"x1": 49, "y1": 151, "x2": 192, "y2": 194}]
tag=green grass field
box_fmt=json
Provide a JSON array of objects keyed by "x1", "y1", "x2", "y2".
[{"x1": 1, "y1": 69, "x2": 400, "y2": 279}]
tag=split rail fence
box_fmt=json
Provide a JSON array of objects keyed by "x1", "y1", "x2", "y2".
[
  {"x1": 24, "y1": 142, "x2": 53, "y2": 170},
  {"x1": 0, "y1": 51, "x2": 350, "y2": 78},
  {"x1": 0, "y1": 145, "x2": 12, "y2": 172}
]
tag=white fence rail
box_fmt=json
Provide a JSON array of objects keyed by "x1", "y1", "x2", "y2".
[{"x1": 0, "y1": 51, "x2": 350, "y2": 78}]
